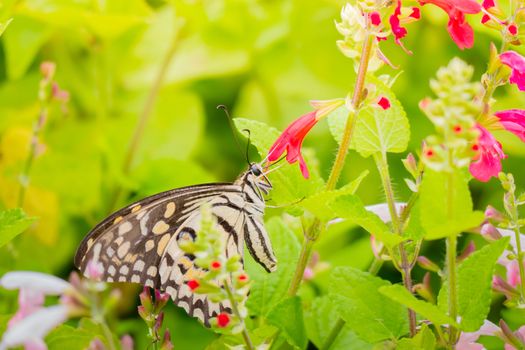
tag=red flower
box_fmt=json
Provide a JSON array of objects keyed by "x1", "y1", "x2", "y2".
[
  {"x1": 500, "y1": 51, "x2": 525, "y2": 91},
  {"x1": 210, "y1": 261, "x2": 221, "y2": 270},
  {"x1": 216, "y1": 312, "x2": 230, "y2": 327},
  {"x1": 469, "y1": 124, "x2": 506, "y2": 182},
  {"x1": 389, "y1": 1, "x2": 420, "y2": 53},
  {"x1": 419, "y1": 0, "x2": 481, "y2": 49},
  {"x1": 187, "y1": 279, "x2": 200, "y2": 291},
  {"x1": 238, "y1": 274, "x2": 248, "y2": 282},
  {"x1": 267, "y1": 111, "x2": 318, "y2": 179}
]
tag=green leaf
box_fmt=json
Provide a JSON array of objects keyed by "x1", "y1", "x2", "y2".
[
  {"x1": 396, "y1": 324, "x2": 436, "y2": 350},
  {"x1": 267, "y1": 297, "x2": 308, "y2": 349},
  {"x1": 379, "y1": 284, "x2": 458, "y2": 328},
  {"x1": 233, "y1": 118, "x2": 324, "y2": 212},
  {"x1": 0, "y1": 208, "x2": 35, "y2": 248},
  {"x1": 246, "y1": 217, "x2": 300, "y2": 316},
  {"x1": 329, "y1": 267, "x2": 408, "y2": 343},
  {"x1": 2, "y1": 15, "x2": 52, "y2": 79},
  {"x1": 328, "y1": 76, "x2": 409, "y2": 157},
  {"x1": 419, "y1": 170, "x2": 484, "y2": 239},
  {"x1": 437, "y1": 238, "x2": 510, "y2": 331},
  {"x1": 0, "y1": 18, "x2": 12, "y2": 37},
  {"x1": 328, "y1": 195, "x2": 404, "y2": 248},
  {"x1": 304, "y1": 296, "x2": 372, "y2": 350},
  {"x1": 299, "y1": 170, "x2": 368, "y2": 220},
  {"x1": 46, "y1": 324, "x2": 102, "y2": 350}
]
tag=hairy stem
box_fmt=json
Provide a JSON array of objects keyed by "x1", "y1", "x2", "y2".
[
  {"x1": 224, "y1": 281, "x2": 255, "y2": 350},
  {"x1": 286, "y1": 34, "x2": 374, "y2": 298},
  {"x1": 509, "y1": 195, "x2": 525, "y2": 303},
  {"x1": 374, "y1": 152, "x2": 416, "y2": 337},
  {"x1": 446, "y1": 170, "x2": 458, "y2": 346},
  {"x1": 109, "y1": 32, "x2": 181, "y2": 211}
]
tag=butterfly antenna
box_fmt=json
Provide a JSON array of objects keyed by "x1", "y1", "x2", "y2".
[
  {"x1": 217, "y1": 105, "x2": 250, "y2": 166},
  {"x1": 242, "y1": 129, "x2": 252, "y2": 164}
]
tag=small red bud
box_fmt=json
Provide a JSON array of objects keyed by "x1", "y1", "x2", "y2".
[
  {"x1": 425, "y1": 148, "x2": 434, "y2": 158},
  {"x1": 238, "y1": 274, "x2": 248, "y2": 282},
  {"x1": 377, "y1": 96, "x2": 391, "y2": 110},
  {"x1": 211, "y1": 261, "x2": 221, "y2": 270},
  {"x1": 508, "y1": 23, "x2": 518, "y2": 35},
  {"x1": 481, "y1": 14, "x2": 491, "y2": 24},
  {"x1": 453, "y1": 124, "x2": 462, "y2": 133},
  {"x1": 472, "y1": 144, "x2": 480, "y2": 152},
  {"x1": 217, "y1": 313, "x2": 230, "y2": 328},
  {"x1": 187, "y1": 279, "x2": 200, "y2": 291},
  {"x1": 370, "y1": 12, "x2": 381, "y2": 26}
]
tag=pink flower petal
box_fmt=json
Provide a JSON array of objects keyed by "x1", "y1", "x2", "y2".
[
  {"x1": 506, "y1": 259, "x2": 522, "y2": 287},
  {"x1": 494, "y1": 109, "x2": 525, "y2": 142},
  {"x1": 419, "y1": 0, "x2": 480, "y2": 49},
  {"x1": 500, "y1": 51, "x2": 525, "y2": 91},
  {"x1": 469, "y1": 125, "x2": 507, "y2": 182}
]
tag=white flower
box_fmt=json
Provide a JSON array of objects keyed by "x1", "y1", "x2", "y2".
[
  {"x1": 0, "y1": 305, "x2": 69, "y2": 350},
  {"x1": 1, "y1": 272, "x2": 70, "y2": 295}
]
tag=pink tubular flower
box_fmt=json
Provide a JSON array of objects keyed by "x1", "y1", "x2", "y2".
[
  {"x1": 494, "y1": 109, "x2": 525, "y2": 142},
  {"x1": 267, "y1": 99, "x2": 344, "y2": 178},
  {"x1": 267, "y1": 111, "x2": 318, "y2": 178},
  {"x1": 419, "y1": 0, "x2": 481, "y2": 49},
  {"x1": 500, "y1": 51, "x2": 525, "y2": 91},
  {"x1": 469, "y1": 124, "x2": 506, "y2": 182},
  {"x1": 457, "y1": 320, "x2": 500, "y2": 350},
  {"x1": 469, "y1": 109, "x2": 525, "y2": 181}
]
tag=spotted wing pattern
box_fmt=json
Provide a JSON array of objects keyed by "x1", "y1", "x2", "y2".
[{"x1": 74, "y1": 183, "x2": 245, "y2": 325}]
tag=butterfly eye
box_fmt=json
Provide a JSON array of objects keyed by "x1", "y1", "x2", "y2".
[{"x1": 250, "y1": 164, "x2": 262, "y2": 176}]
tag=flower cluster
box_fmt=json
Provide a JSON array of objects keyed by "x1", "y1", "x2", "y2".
[
  {"x1": 470, "y1": 50, "x2": 525, "y2": 181},
  {"x1": 420, "y1": 58, "x2": 482, "y2": 171},
  {"x1": 178, "y1": 204, "x2": 251, "y2": 333}
]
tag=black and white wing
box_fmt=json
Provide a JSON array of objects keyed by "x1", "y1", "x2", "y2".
[{"x1": 74, "y1": 183, "x2": 246, "y2": 326}]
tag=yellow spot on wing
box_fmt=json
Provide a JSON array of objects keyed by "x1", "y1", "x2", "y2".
[
  {"x1": 131, "y1": 205, "x2": 142, "y2": 213},
  {"x1": 164, "y1": 202, "x2": 176, "y2": 218},
  {"x1": 152, "y1": 220, "x2": 169, "y2": 235},
  {"x1": 113, "y1": 216, "x2": 123, "y2": 224},
  {"x1": 145, "y1": 239, "x2": 154, "y2": 252},
  {"x1": 157, "y1": 234, "x2": 171, "y2": 255}
]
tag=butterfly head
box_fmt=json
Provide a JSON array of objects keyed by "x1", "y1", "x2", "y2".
[{"x1": 248, "y1": 163, "x2": 272, "y2": 195}]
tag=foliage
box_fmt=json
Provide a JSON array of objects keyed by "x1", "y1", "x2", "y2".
[{"x1": 1, "y1": 0, "x2": 525, "y2": 349}]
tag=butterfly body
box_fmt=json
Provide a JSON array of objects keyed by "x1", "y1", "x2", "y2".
[{"x1": 74, "y1": 164, "x2": 276, "y2": 325}]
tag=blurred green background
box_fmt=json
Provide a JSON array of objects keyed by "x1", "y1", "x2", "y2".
[{"x1": 1, "y1": 0, "x2": 525, "y2": 348}]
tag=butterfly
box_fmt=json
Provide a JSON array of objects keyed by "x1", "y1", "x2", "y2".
[{"x1": 74, "y1": 162, "x2": 277, "y2": 326}]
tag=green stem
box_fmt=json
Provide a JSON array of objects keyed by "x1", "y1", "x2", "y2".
[
  {"x1": 510, "y1": 202, "x2": 525, "y2": 302},
  {"x1": 224, "y1": 281, "x2": 255, "y2": 350},
  {"x1": 286, "y1": 34, "x2": 375, "y2": 298},
  {"x1": 374, "y1": 152, "x2": 416, "y2": 337},
  {"x1": 446, "y1": 171, "x2": 458, "y2": 346},
  {"x1": 320, "y1": 318, "x2": 345, "y2": 350},
  {"x1": 108, "y1": 32, "x2": 181, "y2": 211}
]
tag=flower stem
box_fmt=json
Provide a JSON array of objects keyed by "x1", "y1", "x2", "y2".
[
  {"x1": 326, "y1": 34, "x2": 373, "y2": 191},
  {"x1": 374, "y1": 152, "x2": 416, "y2": 337},
  {"x1": 509, "y1": 193, "x2": 525, "y2": 303},
  {"x1": 108, "y1": 31, "x2": 182, "y2": 211},
  {"x1": 224, "y1": 281, "x2": 255, "y2": 350},
  {"x1": 446, "y1": 170, "x2": 459, "y2": 346},
  {"x1": 286, "y1": 34, "x2": 374, "y2": 298}
]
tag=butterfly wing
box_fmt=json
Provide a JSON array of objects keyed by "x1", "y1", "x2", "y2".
[
  {"x1": 74, "y1": 183, "x2": 241, "y2": 285},
  {"x1": 159, "y1": 193, "x2": 248, "y2": 325}
]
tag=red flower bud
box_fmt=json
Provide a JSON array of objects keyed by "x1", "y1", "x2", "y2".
[
  {"x1": 187, "y1": 279, "x2": 200, "y2": 291},
  {"x1": 238, "y1": 274, "x2": 248, "y2": 282},
  {"x1": 377, "y1": 96, "x2": 391, "y2": 110},
  {"x1": 508, "y1": 23, "x2": 518, "y2": 36},
  {"x1": 453, "y1": 124, "x2": 463, "y2": 133},
  {"x1": 211, "y1": 261, "x2": 221, "y2": 270},
  {"x1": 217, "y1": 312, "x2": 230, "y2": 328},
  {"x1": 370, "y1": 12, "x2": 381, "y2": 26}
]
